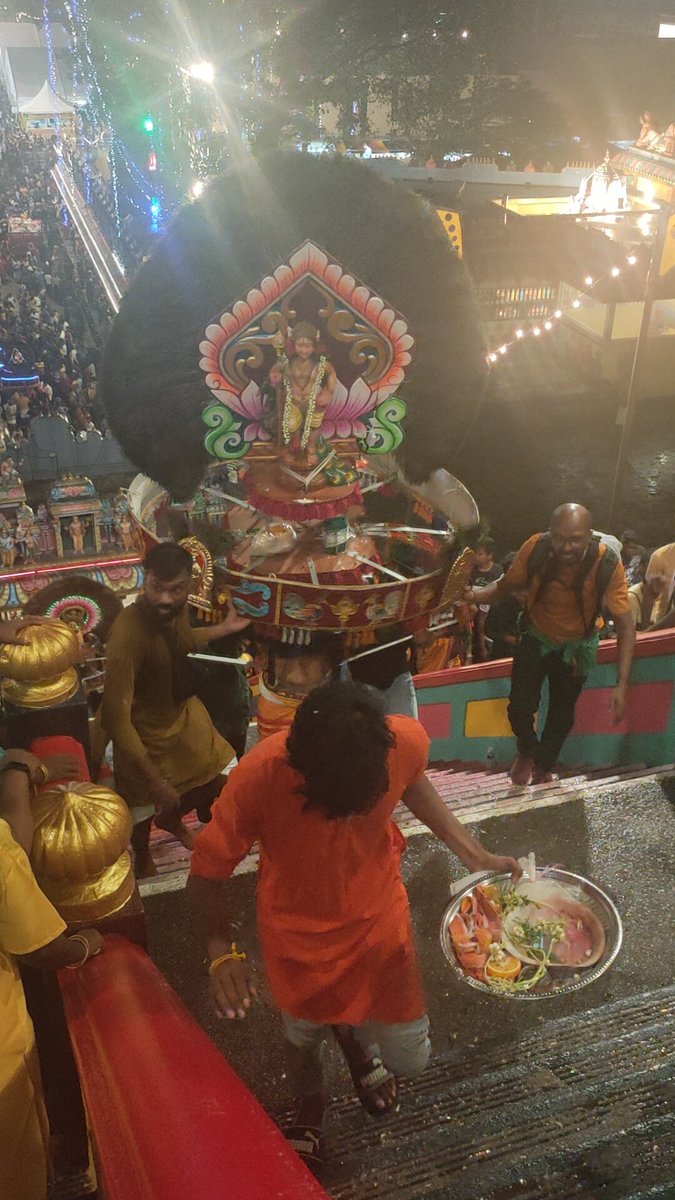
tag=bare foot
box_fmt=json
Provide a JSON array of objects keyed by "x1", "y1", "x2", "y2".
[
  {"x1": 175, "y1": 822, "x2": 196, "y2": 851},
  {"x1": 154, "y1": 815, "x2": 196, "y2": 850}
]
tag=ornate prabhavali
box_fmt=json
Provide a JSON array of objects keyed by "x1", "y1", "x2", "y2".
[
  {"x1": 128, "y1": 240, "x2": 477, "y2": 649},
  {"x1": 31, "y1": 781, "x2": 134, "y2": 923}
]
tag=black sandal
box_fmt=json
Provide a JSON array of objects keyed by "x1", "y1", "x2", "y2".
[
  {"x1": 285, "y1": 1123, "x2": 326, "y2": 1172},
  {"x1": 354, "y1": 1055, "x2": 398, "y2": 1115},
  {"x1": 332, "y1": 1025, "x2": 398, "y2": 1115}
]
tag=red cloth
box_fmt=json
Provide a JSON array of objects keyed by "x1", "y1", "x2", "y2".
[
  {"x1": 191, "y1": 716, "x2": 430, "y2": 1025},
  {"x1": 30, "y1": 735, "x2": 90, "y2": 784},
  {"x1": 245, "y1": 480, "x2": 362, "y2": 522}
]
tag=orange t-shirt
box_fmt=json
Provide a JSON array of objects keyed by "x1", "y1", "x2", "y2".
[
  {"x1": 190, "y1": 716, "x2": 430, "y2": 1025},
  {"x1": 494, "y1": 534, "x2": 630, "y2": 643}
]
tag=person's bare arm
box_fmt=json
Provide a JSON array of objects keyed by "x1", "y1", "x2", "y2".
[
  {"x1": 402, "y1": 774, "x2": 521, "y2": 877},
  {"x1": 187, "y1": 875, "x2": 258, "y2": 1020},
  {"x1": 641, "y1": 580, "x2": 659, "y2": 628},
  {"x1": 187, "y1": 602, "x2": 250, "y2": 649},
  {"x1": 17, "y1": 927, "x2": 103, "y2": 970},
  {"x1": 610, "y1": 610, "x2": 636, "y2": 723},
  {"x1": 647, "y1": 608, "x2": 675, "y2": 632}
]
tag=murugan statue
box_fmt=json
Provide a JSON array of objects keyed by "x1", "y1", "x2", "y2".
[{"x1": 269, "y1": 321, "x2": 337, "y2": 471}]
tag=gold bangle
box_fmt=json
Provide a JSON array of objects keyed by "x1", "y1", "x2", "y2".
[
  {"x1": 209, "y1": 943, "x2": 247, "y2": 974},
  {"x1": 38, "y1": 763, "x2": 49, "y2": 786}
]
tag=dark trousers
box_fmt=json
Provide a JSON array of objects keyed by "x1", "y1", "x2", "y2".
[{"x1": 507, "y1": 634, "x2": 585, "y2": 770}]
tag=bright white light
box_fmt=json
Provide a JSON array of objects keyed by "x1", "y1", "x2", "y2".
[
  {"x1": 544, "y1": 320, "x2": 553, "y2": 330},
  {"x1": 515, "y1": 329, "x2": 525, "y2": 338},
  {"x1": 460, "y1": 29, "x2": 470, "y2": 38},
  {"x1": 499, "y1": 345, "x2": 508, "y2": 354},
  {"x1": 189, "y1": 61, "x2": 215, "y2": 83},
  {"x1": 533, "y1": 327, "x2": 541, "y2": 336},
  {"x1": 611, "y1": 266, "x2": 621, "y2": 277},
  {"x1": 572, "y1": 299, "x2": 581, "y2": 308},
  {"x1": 627, "y1": 254, "x2": 637, "y2": 265},
  {"x1": 191, "y1": 179, "x2": 205, "y2": 198},
  {"x1": 488, "y1": 353, "x2": 498, "y2": 363},
  {"x1": 554, "y1": 310, "x2": 562, "y2": 318},
  {"x1": 584, "y1": 275, "x2": 594, "y2": 286},
  {"x1": 658, "y1": 21, "x2": 675, "y2": 37}
]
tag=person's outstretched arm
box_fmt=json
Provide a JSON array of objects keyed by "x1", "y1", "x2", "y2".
[{"x1": 402, "y1": 774, "x2": 521, "y2": 878}]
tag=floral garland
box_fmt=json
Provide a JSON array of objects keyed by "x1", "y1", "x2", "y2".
[{"x1": 282, "y1": 356, "x2": 327, "y2": 449}]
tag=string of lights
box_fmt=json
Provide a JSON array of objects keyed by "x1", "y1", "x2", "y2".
[
  {"x1": 60, "y1": 0, "x2": 122, "y2": 240},
  {"x1": 486, "y1": 248, "x2": 642, "y2": 365},
  {"x1": 42, "y1": 0, "x2": 60, "y2": 140}
]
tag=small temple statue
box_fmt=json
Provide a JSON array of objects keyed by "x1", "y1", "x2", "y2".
[
  {"x1": 269, "y1": 322, "x2": 337, "y2": 472},
  {"x1": 0, "y1": 527, "x2": 15, "y2": 568},
  {"x1": 117, "y1": 512, "x2": 135, "y2": 553},
  {"x1": 68, "y1": 515, "x2": 87, "y2": 554}
]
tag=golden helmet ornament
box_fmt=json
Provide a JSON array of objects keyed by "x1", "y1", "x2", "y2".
[
  {"x1": 0, "y1": 619, "x2": 80, "y2": 681},
  {"x1": 31, "y1": 781, "x2": 134, "y2": 923}
]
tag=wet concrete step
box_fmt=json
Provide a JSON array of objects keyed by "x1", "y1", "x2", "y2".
[
  {"x1": 319, "y1": 984, "x2": 675, "y2": 1199},
  {"x1": 139, "y1": 762, "x2": 673, "y2": 894}
]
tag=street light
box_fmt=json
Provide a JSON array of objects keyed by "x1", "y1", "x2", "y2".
[
  {"x1": 189, "y1": 61, "x2": 215, "y2": 84},
  {"x1": 191, "y1": 179, "x2": 205, "y2": 199}
]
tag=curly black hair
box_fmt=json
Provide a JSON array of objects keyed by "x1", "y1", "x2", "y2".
[{"x1": 287, "y1": 680, "x2": 396, "y2": 820}]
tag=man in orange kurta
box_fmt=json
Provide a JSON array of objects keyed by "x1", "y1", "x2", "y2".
[{"x1": 188, "y1": 679, "x2": 518, "y2": 1162}]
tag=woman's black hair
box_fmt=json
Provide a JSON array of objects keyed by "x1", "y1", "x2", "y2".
[{"x1": 287, "y1": 680, "x2": 396, "y2": 820}]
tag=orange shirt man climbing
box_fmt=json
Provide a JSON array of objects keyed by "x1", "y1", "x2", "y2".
[
  {"x1": 188, "y1": 679, "x2": 519, "y2": 1171},
  {"x1": 466, "y1": 504, "x2": 634, "y2": 786}
]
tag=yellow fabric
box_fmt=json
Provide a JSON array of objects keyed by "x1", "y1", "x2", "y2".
[
  {"x1": 101, "y1": 602, "x2": 234, "y2": 804},
  {"x1": 0, "y1": 817, "x2": 66, "y2": 1200},
  {"x1": 646, "y1": 543, "x2": 675, "y2": 624}
]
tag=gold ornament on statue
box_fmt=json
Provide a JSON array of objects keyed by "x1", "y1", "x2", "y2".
[
  {"x1": 178, "y1": 536, "x2": 214, "y2": 612},
  {"x1": 2, "y1": 667, "x2": 80, "y2": 709},
  {"x1": 31, "y1": 782, "x2": 134, "y2": 923},
  {"x1": 0, "y1": 619, "x2": 80, "y2": 681}
]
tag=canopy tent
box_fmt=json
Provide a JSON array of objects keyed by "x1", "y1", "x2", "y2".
[{"x1": 20, "y1": 80, "x2": 75, "y2": 116}]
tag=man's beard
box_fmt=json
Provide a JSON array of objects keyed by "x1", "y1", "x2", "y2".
[{"x1": 144, "y1": 599, "x2": 183, "y2": 623}]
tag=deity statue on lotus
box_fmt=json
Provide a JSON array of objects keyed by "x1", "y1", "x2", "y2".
[{"x1": 269, "y1": 321, "x2": 337, "y2": 472}]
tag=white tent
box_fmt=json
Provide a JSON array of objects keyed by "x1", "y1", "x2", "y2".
[{"x1": 20, "y1": 80, "x2": 74, "y2": 116}]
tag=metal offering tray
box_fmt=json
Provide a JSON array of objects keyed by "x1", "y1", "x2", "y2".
[{"x1": 440, "y1": 868, "x2": 623, "y2": 1001}]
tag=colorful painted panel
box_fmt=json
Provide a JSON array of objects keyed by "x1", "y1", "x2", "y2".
[
  {"x1": 572, "y1": 682, "x2": 673, "y2": 736},
  {"x1": 418, "y1": 702, "x2": 452, "y2": 741},
  {"x1": 464, "y1": 697, "x2": 517, "y2": 739}
]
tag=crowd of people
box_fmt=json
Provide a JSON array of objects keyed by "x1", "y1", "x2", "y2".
[{"x1": 0, "y1": 109, "x2": 113, "y2": 465}]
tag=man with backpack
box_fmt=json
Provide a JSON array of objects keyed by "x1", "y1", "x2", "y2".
[{"x1": 465, "y1": 504, "x2": 635, "y2": 786}]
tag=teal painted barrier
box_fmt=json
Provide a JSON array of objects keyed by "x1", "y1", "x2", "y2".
[{"x1": 414, "y1": 630, "x2": 675, "y2": 769}]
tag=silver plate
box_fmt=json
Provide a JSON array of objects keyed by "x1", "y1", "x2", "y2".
[{"x1": 440, "y1": 868, "x2": 623, "y2": 1001}]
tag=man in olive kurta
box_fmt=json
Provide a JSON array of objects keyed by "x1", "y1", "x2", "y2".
[{"x1": 101, "y1": 543, "x2": 249, "y2": 876}]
